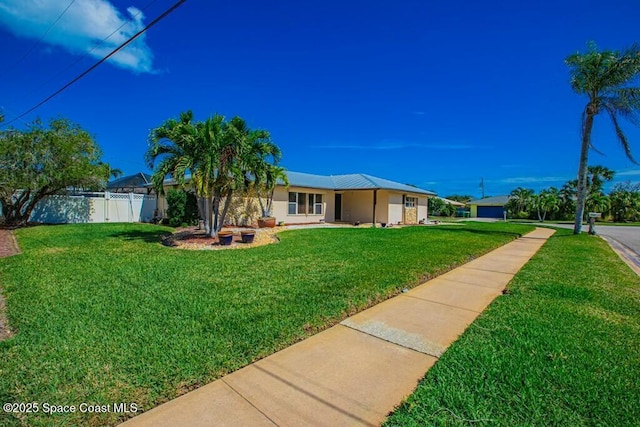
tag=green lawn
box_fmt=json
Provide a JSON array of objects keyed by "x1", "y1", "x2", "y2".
[
  {"x1": 509, "y1": 219, "x2": 640, "y2": 227},
  {"x1": 385, "y1": 229, "x2": 640, "y2": 426},
  {"x1": 0, "y1": 222, "x2": 532, "y2": 426}
]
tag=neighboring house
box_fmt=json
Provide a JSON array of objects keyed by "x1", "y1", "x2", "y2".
[
  {"x1": 468, "y1": 195, "x2": 510, "y2": 218},
  {"x1": 107, "y1": 172, "x2": 153, "y2": 194},
  {"x1": 159, "y1": 171, "x2": 435, "y2": 225}
]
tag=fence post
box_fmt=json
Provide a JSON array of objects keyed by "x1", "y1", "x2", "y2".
[
  {"x1": 129, "y1": 192, "x2": 134, "y2": 222},
  {"x1": 105, "y1": 191, "x2": 110, "y2": 222}
]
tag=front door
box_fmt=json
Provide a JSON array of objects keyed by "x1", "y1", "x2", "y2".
[{"x1": 335, "y1": 194, "x2": 342, "y2": 221}]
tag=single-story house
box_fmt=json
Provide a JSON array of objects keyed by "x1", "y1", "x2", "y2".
[
  {"x1": 276, "y1": 172, "x2": 434, "y2": 225},
  {"x1": 468, "y1": 195, "x2": 510, "y2": 218},
  {"x1": 159, "y1": 171, "x2": 435, "y2": 225}
]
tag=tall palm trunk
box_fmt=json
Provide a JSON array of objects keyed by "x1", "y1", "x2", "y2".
[
  {"x1": 217, "y1": 189, "x2": 234, "y2": 233},
  {"x1": 574, "y1": 106, "x2": 595, "y2": 234},
  {"x1": 210, "y1": 195, "x2": 219, "y2": 237}
]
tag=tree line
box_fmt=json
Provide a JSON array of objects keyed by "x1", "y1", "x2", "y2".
[{"x1": 506, "y1": 165, "x2": 640, "y2": 222}]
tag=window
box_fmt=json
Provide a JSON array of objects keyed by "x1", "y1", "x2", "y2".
[
  {"x1": 288, "y1": 192, "x2": 297, "y2": 214},
  {"x1": 405, "y1": 196, "x2": 417, "y2": 208},
  {"x1": 288, "y1": 192, "x2": 324, "y2": 215},
  {"x1": 308, "y1": 193, "x2": 315, "y2": 214},
  {"x1": 297, "y1": 192, "x2": 306, "y2": 215}
]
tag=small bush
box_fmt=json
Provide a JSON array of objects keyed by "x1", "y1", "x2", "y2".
[{"x1": 166, "y1": 189, "x2": 199, "y2": 227}]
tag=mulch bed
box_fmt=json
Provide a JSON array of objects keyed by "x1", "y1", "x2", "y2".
[
  {"x1": 0, "y1": 229, "x2": 20, "y2": 341},
  {"x1": 162, "y1": 226, "x2": 279, "y2": 250},
  {"x1": 0, "y1": 229, "x2": 21, "y2": 258}
]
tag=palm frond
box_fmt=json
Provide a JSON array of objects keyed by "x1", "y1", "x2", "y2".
[{"x1": 605, "y1": 104, "x2": 638, "y2": 164}]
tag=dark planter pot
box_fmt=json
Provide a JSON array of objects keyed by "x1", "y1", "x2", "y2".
[
  {"x1": 241, "y1": 231, "x2": 256, "y2": 244},
  {"x1": 258, "y1": 217, "x2": 276, "y2": 228},
  {"x1": 217, "y1": 232, "x2": 234, "y2": 246}
]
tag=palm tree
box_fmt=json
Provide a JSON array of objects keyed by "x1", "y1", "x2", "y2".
[
  {"x1": 508, "y1": 187, "x2": 534, "y2": 217},
  {"x1": 146, "y1": 111, "x2": 282, "y2": 237},
  {"x1": 588, "y1": 165, "x2": 615, "y2": 194},
  {"x1": 566, "y1": 42, "x2": 640, "y2": 233},
  {"x1": 146, "y1": 110, "x2": 225, "y2": 236},
  {"x1": 559, "y1": 181, "x2": 576, "y2": 219},
  {"x1": 243, "y1": 134, "x2": 287, "y2": 218},
  {"x1": 533, "y1": 187, "x2": 560, "y2": 222},
  {"x1": 585, "y1": 193, "x2": 611, "y2": 218}
]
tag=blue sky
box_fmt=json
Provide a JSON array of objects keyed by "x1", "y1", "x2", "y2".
[{"x1": 1, "y1": 0, "x2": 639, "y2": 198}]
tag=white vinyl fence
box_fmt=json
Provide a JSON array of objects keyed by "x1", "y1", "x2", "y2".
[{"x1": 29, "y1": 192, "x2": 157, "y2": 224}]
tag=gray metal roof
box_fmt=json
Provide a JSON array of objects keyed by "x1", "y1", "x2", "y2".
[
  {"x1": 284, "y1": 171, "x2": 435, "y2": 195},
  {"x1": 282, "y1": 171, "x2": 335, "y2": 190},
  {"x1": 159, "y1": 170, "x2": 435, "y2": 196},
  {"x1": 107, "y1": 172, "x2": 152, "y2": 189},
  {"x1": 468, "y1": 195, "x2": 510, "y2": 206}
]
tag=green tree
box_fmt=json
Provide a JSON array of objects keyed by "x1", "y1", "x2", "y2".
[
  {"x1": 441, "y1": 202, "x2": 456, "y2": 217},
  {"x1": 566, "y1": 42, "x2": 640, "y2": 233},
  {"x1": 585, "y1": 193, "x2": 611, "y2": 219},
  {"x1": 146, "y1": 111, "x2": 281, "y2": 237},
  {"x1": 166, "y1": 188, "x2": 199, "y2": 227},
  {"x1": 587, "y1": 165, "x2": 615, "y2": 193},
  {"x1": 609, "y1": 181, "x2": 640, "y2": 222},
  {"x1": 565, "y1": 165, "x2": 616, "y2": 220},
  {"x1": 0, "y1": 118, "x2": 108, "y2": 226},
  {"x1": 427, "y1": 197, "x2": 446, "y2": 216},
  {"x1": 230, "y1": 117, "x2": 286, "y2": 219},
  {"x1": 507, "y1": 187, "x2": 534, "y2": 217},
  {"x1": 532, "y1": 187, "x2": 560, "y2": 222},
  {"x1": 559, "y1": 181, "x2": 577, "y2": 219}
]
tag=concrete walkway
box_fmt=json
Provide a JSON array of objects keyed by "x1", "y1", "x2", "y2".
[{"x1": 121, "y1": 227, "x2": 555, "y2": 427}]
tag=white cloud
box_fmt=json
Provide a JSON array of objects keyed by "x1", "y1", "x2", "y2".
[
  {"x1": 616, "y1": 169, "x2": 640, "y2": 177},
  {"x1": 316, "y1": 141, "x2": 474, "y2": 150},
  {"x1": 494, "y1": 176, "x2": 568, "y2": 184},
  {"x1": 0, "y1": 0, "x2": 154, "y2": 73}
]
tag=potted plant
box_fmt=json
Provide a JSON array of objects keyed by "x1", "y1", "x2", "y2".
[
  {"x1": 255, "y1": 165, "x2": 288, "y2": 228},
  {"x1": 240, "y1": 229, "x2": 256, "y2": 243},
  {"x1": 257, "y1": 217, "x2": 276, "y2": 228},
  {"x1": 217, "y1": 230, "x2": 234, "y2": 245}
]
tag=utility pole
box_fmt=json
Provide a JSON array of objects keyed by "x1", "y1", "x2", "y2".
[{"x1": 479, "y1": 177, "x2": 485, "y2": 199}]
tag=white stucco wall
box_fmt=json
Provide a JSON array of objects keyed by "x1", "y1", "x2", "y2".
[
  {"x1": 387, "y1": 192, "x2": 404, "y2": 224},
  {"x1": 341, "y1": 191, "x2": 374, "y2": 223},
  {"x1": 272, "y1": 186, "x2": 330, "y2": 224},
  {"x1": 418, "y1": 196, "x2": 428, "y2": 222},
  {"x1": 376, "y1": 190, "x2": 389, "y2": 223}
]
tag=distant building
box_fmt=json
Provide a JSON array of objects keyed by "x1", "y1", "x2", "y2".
[
  {"x1": 107, "y1": 172, "x2": 153, "y2": 194},
  {"x1": 468, "y1": 195, "x2": 509, "y2": 218}
]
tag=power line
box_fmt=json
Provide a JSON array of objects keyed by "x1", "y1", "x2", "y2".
[
  {"x1": 25, "y1": 0, "x2": 159, "y2": 102},
  {"x1": 2, "y1": 0, "x2": 187, "y2": 127},
  {"x1": 1, "y1": 0, "x2": 158, "y2": 127},
  {"x1": 6, "y1": 0, "x2": 77, "y2": 73}
]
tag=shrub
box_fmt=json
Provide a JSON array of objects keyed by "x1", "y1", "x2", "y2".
[{"x1": 166, "y1": 189, "x2": 199, "y2": 227}]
